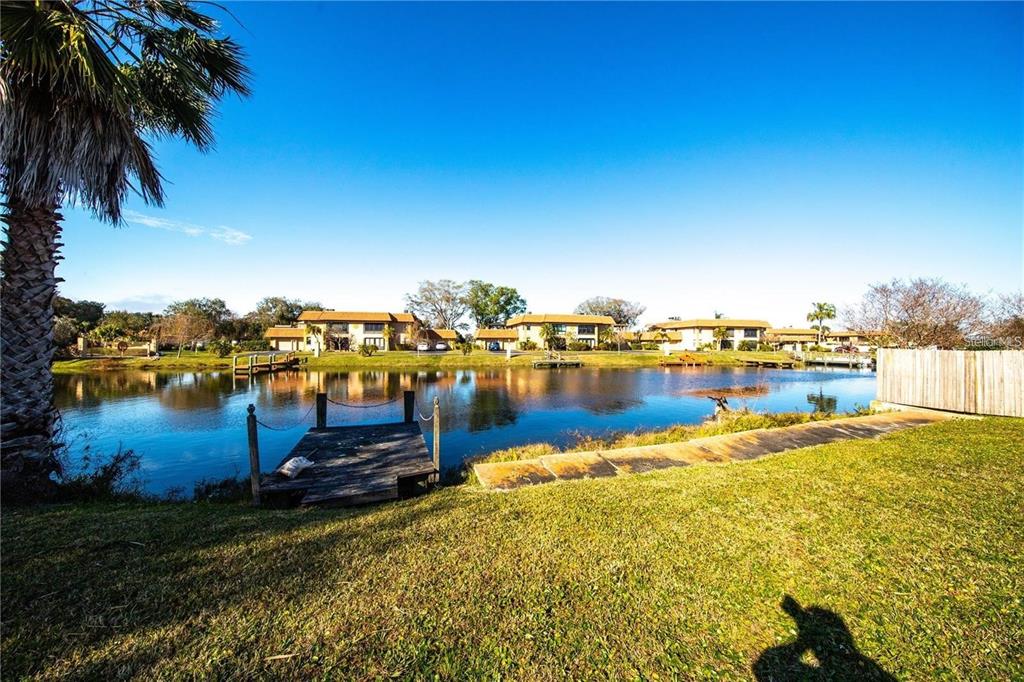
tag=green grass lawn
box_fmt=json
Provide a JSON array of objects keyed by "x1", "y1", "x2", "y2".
[
  {"x1": 3, "y1": 418, "x2": 1021, "y2": 679},
  {"x1": 52, "y1": 349, "x2": 795, "y2": 373}
]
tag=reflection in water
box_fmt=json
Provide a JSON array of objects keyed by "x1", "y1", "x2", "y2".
[
  {"x1": 806, "y1": 389, "x2": 839, "y2": 413},
  {"x1": 55, "y1": 367, "x2": 876, "y2": 493}
]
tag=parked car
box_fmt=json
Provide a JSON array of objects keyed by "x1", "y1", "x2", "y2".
[
  {"x1": 416, "y1": 342, "x2": 431, "y2": 352},
  {"x1": 487, "y1": 342, "x2": 501, "y2": 352},
  {"x1": 434, "y1": 342, "x2": 449, "y2": 351}
]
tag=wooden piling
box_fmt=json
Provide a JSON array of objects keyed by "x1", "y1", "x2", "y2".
[
  {"x1": 246, "y1": 404, "x2": 261, "y2": 506},
  {"x1": 316, "y1": 392, "x2": 327, "y2": 429},
  {"x1": 432, "y1": 396, "x2": 440, "y2": 475},
  {"x1": 404, "y1": 390, "x2": 415, "y2": 424}
]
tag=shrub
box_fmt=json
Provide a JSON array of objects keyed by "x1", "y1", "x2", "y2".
[
  {"x1": 566, "y1": 341, "x2": 591, "y2": 351},
  {"x1": 56, "y1": 447, "x2": 144, "y2": 503},
  {"x1": 193, "y1": 476, "x2": 249, "y2": 503},
  {"x1": 641, "y1": 342, "x2": 659, "y2": 350},
  {"x1": 459, "y1": 341, "x2": 474, "y2": 355},
  {"x1": 233, "y1": 339, "x2": 271, "y2": 352},
  {"x1": 208, "y1": 338, "x2": 233, "y2": 357},
  {"x1": 738, "y1": 340, "x2": 758, "y2": 352},
  {"x1": 757, "y1": 342, "x2": 775, "y2": 352},
  {"x1": 519, "y1": 340, "x2": 538, "y2": 351},
  {"x1": 358, "y1": 343, "x2": 377, "y2": 357}
]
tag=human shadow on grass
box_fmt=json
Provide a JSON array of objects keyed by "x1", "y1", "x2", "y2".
[{"x1": 753, "y1": 595, "x2": 895, "y2": 681}]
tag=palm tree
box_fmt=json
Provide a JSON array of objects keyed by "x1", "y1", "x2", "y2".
[
  {"x1": 655, "y1": 329, "x2": 670, "y2": 349},
  {"x1": 1, "y1": 2, "x2": 250, "y2": 490},
  {"x1": 807, "y1": 302, "x2": 837, "y2": 345},
  {"x1": 713, "y1": 327, "x2": 729, "y2": 351},
  {"x1": 304, "y1": 324, "x2": 324, "y2": 354},
  {"x1": 538, "y1": 323, "x2": 557, "y2": 350},
  {"x1": 382, "y1": 324, "x2": 395, "y2": 351}
]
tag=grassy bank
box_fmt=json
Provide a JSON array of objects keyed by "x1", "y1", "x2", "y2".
[
  {"x1": 473, "y1": 409, "x2": 853, "y2": 465},
  {"x1": 52, "y1": 349, "x2": 796, "y2": 373},
  {"x1": 3, "y1": 418, "x2": 1022, "y2": 679}
]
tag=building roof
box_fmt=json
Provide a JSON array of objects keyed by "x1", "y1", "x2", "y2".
[
  {"x1": 766, "y1": 328, "x2": 818, "y2": 341},
  {"x1": 650, "y1": 318, "x2": 771, "y2": 330},
  {"x1": 424, "y1": 328, "x2": 459, "y2": 340},
  {"x1": 506, "y1": 313, "x2": 616, "y2": 326},
  {"x1": 475, "y1": 328, "x2": 518, "y2": 340},
  {"x1": 638, "y1": 331, "x2": 683, "y2": 342},
  {"x1": 828, "y1": 330, "x2": 881, "y2": 339},
  {"x1": 264, "y1": 326, "x2": 306, "y2": 339},
  {"x1": 297, "y1": 311, "x2": 417, "y2": 323}
]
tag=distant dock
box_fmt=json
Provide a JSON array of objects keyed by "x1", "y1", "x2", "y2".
[
  {"x1": 532, "y1": 352, "x2": 583, "y2": 369},
  {"x1": 232, "y1": 351, "x2": 302, "y2": 376}
]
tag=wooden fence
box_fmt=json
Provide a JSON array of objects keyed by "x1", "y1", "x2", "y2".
[{"x1": 876, "y1": 349, "x2": 1024, "y2": 417}]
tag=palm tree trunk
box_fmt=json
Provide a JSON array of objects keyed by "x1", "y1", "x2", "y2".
[{"x1": 1, "y1": 196, "x2": 63, "y2": 494}]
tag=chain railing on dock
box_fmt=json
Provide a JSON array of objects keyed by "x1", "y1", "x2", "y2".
[{"x1": 246, "y1": 390, "x2": 440, "y2": 505}]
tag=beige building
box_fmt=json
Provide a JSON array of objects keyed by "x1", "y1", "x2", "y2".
[
  {"x1": 764, "y1": 328, "x2": 880, "y2": 352},
  {"x1": 764, "y1": 328, "x2": 819, "y2": 352},
  {"x1": 475, "y1": 328, "x2": 519, "y2": 350},
  {"x1": 647, "y1": 318, "x2": 771, "y2": 351},
  {"x1": 263, "y1": 311, "x2": 421, "y2": 351},
  {"x1": 263, "y1": 326, "x2": 308, "y2": 351},
  {"x1": 505, "y1": 314, "x2": 616, "y2": 349}
]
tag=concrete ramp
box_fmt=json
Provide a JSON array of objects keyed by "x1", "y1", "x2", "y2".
[{"x1": 473, "y1": 411, "x2": 951, "y2": 491}]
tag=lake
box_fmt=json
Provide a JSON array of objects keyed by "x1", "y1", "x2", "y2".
[{"x1": 55, "y1": 366, "x2": 876, "y2": 494}]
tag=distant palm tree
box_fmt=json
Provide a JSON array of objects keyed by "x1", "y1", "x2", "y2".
[
  {"x1": 304, "y1": 324, "x2": 324, "y2": 353},
  {"x1": 655, "y1": 329, "x2": 670, "y2": 348},
  {"x1": 0, "y1": 1, "x2": 250, "y2": 488},
  {"x1": 807, "y1": 302, "x2": 837, "y2": 345},
  {"x1": 713, "y1": 327, "x2": 729, "y2": 351},
  {"x1": 538, "y1": 323, "x2": 557, "y2": 350},
  {"x1": 382, "y1": 324, "x2": 395, "y2": 351}
]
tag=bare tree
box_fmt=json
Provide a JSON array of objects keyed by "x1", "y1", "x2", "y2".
[
  {"x1": 845, "y1": 278, "x2": 987, "y2": 349},
  {"x1": 988, "y1": 291, "x2": 1024, "y2": 348},
  {"x1": 160, "y1": 313, "x2": 215, "y2": 358},
  {"x1": 404, "y1": 280, "x2": 470, "y2": 330},
  {"x1": 574, "y1": 296, "x2": 646, "y2": 327}
]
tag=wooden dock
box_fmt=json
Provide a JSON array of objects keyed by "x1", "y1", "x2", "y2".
[
  {"x1": 232, "y1": 351, "x2": 301, "y2": 375},
  {"x1": 533, "y1": 352, "x2": 583, "y2": 369},
  {"x1": 248, "y1": 391, "x2": 440, "y2": 508},
  {"x1": 799, "y1": 351, "x2": 874, "y2": 369},
  {"x1": 741, "y1": 358, "x2": 797, "y2": 369},
  {"x1": 259, "y1": 422, "x2": 436, "y2": 506}
]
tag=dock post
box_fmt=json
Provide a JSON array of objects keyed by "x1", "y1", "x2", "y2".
[
  {"x1": 404, "y1": 390, "x2": 415, "y2": 423},
  {"x1": 316, "y1": 392, "x2": 327, "y2": 428},
  {"x1": 432, "y1": 396, "x2": 440, "y2": 476},
  {"x1": 232, "y1": 354, "x2": 237, "y2": 373},
  {"x1": 247, "y1": 404, "x2": 261, "y2": 506}
]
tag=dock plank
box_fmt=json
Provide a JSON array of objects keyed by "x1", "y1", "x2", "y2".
[{"x1": 260, "y1": 422, "x2": 435, "y2": 507}]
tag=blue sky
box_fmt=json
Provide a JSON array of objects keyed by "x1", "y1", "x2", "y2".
[{"x1": 59, "y1": 1, "x2": 1023, "y2": 327}]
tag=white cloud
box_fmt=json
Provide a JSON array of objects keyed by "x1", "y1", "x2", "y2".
[
  {"x1": 209, "y1": 226, "x2": 253, "y2": 246},
  {"x1": 123, "y1": 210, "x2": 251, "y2": 246}
]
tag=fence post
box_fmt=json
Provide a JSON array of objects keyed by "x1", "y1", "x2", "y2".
[
  {"x1": 247, "y1": 404, "x2": 261, "y2": 506},
  {"x1": 432, "y1": 396, "x2": 440, "y2": 476},
  {"x1": 316, "y1": 392, "x2": 327, "y2": 428},
  {"x1": 404, "y1": 390, "x2": 415, "y2": 424}
]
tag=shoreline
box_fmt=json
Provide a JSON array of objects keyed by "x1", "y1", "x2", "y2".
[{"x1": 52, "y1": 349, "x2": 801, "y2": 374}]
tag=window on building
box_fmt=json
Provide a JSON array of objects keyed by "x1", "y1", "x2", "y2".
[
  {"x1": 364, "y1": 337, "x2": 385, "y2": 348},
  {"x1": 553, "y1": 324, "x2": 566, "y2": 333},
  {"x1": 364, "y1": 323, "x2": 384, "y2": 332},
  {"x1": 744, "y1": 328, "x2": 759, "y2": 338},
  {"x1": 330, "y1": 323, "x2": 349, "y2": 333},
  {"x1": 577, "y1": 325, "x2": 595, "y2": 335}
]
